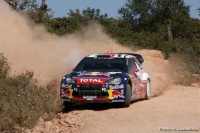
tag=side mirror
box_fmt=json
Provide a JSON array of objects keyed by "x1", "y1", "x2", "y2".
[{"x1": 133, "y1": 68, "x2": 139, "y2": 73}]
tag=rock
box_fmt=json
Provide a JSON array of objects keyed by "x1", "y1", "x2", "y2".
[
  {"x1": 44, "y1": 121, "x2": 53, "y2": 128},
  {"x1": 42, "y1": 112, "x2": 49, "y2": 120},
  {"x1": 192, "y1": 74, "x2": 200, "y2": 77},
  {"x1": 37, "y1": 117, "x2": 44, "y2": 125},
  {"x1": 64, "y1": 117, "x2": 73, "y2": 124},
  {"x1": 58, "y1": 119, "x2": 69, "y2": 127},
  {"x1": 55, "y1": 126, "x2": 60, "y2": 133},
  {"x1": 24, "y1": 129, "x2": 32, "y2": 133},
  {"x1": 191, "y1": 83, "x2": 200, "y2": 88},
  {"x1": 34, "y1": 125, "x2": 42, "y2": 132}
]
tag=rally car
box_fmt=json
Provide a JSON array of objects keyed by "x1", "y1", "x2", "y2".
[{"x1": 60, "y1": 53, "x2": 151, "y2": 110}]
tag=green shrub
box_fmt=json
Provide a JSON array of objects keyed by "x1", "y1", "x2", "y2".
[{"x1": 0, "y1": 53, "x2": 62, "y2": 132}]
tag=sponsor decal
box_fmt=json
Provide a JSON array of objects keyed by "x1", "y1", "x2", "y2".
[
  {"x1": 61, "y1": 89, "x2": 70, "y2": 97},
  {"x1": 74, "y1": 88, "x2": 78, "y2": 91},
  {"x1": 131, "y1": 73, "x2": 137, "y2": 82},
  {"x1": 78, "y1": 90, "x2": 102, "y2": 93},
  {"x1": 139, "y1": 81, "x2": 146, "y2": 95},
  {"x1": 61, "y1": 83, "x2": 72, "y2": 88},
  {"x1": 61, "y1": 89, "x2": 73, "y2": 99},
  {"x1": 97, "y1": 57, "x2": 114, "y2": 59},
  {"x1": 139, "y1": 83, "x2": 145, "y2": 88},
  {"x1": 83, "y1": 96, "x2": 97, "y2": 100},
  {"x1": 109, "y1": 72, "x2": 121, "y2": 74},
  {"x1": 79, "y1": 72, "x2": 110, "y2": 77},
  {"x1": 107, "y1": 90, "x2": 115, "y2": 100},
  {"x1": 112, "y1": 90, "x2": 124, "y2": 98},
  {"x1": 80, "y1": 79, "x2": 102, "y2": 83},
  {"x1": 112, "y1": 100, "x2": 125, "y2": 102},
  {"x1": 74, "y1": 78, "x2": 110, "y2": 84},
  {"x1": 109, "y1": 84, "x2": 124, "y2": 89},
  {"x1": 63, "y1": 99, "x2": 70, "y2": 101},
  {"x1": 102, "y1": 88, "x2": 106, "y2": 92}
]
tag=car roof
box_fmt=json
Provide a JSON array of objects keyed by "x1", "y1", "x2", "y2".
[
  {"x1": 86, "y1": 53, "x2": 131, "y2": 58},
  {"x1": 86, "y1": 53, "x2": 144, "y2": 64}
]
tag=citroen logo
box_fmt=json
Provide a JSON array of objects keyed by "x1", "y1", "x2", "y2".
[{"x1": 87, "y1": 83, "x2": 93, "y2": 88}]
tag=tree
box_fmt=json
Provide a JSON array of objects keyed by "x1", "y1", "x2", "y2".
[
  {"x1": 118, "y1": 0, "x2": 190, "y2": 32},
  {"x1": 4, "y1": 0, "x2": 19, "y2": 10},
  {"x1": 4, "y1": 0, "x2": 39, "y2": 13},
  {"x1": 82, "y1": 7, "x2": 107, "y2": 20},
  {"x1": 198, "y1": 7, "x2": 200, "y2": 16},
  {"x1": 23, "y1": 0, "x2": 53, "y2": 24},
  {"x1": 4, "y1": 0, "x2": 52, "y2": 24},
  {"x1": 118, "y1": 0, "x2": 153, "y2": 31}
]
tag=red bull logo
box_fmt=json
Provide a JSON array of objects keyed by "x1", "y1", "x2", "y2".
[
  {"x1": 112, "y1": 90, "x2": 124, "y2": 98},
  {"x1": 61, "y1": 89, "x2": 70, "y2": 97},
  {"x1": 61, "y1": 83, "x2": 72, "y2": 88}
]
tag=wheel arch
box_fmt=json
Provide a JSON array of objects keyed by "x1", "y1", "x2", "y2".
[
  {"x1": 128, "y1": 79, "x2": 132, "y2": 92},
  {"x1": 140, "y1": 72, "x2": 150, "y2": 81}
]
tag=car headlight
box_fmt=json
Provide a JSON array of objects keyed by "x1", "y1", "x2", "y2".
[
  {"x1": 107, "y1": 78, "x2": 121, "y2": 84},
  {"x1": 66, "y1": 78, "x2": 74, "y2": 83}
]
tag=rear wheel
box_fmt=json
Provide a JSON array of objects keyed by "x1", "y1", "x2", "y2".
[
  {"x1": 145, "y1": 79, "x2": 151, "y2": 100},
  {"x1": 123, "y1": 84, "x2": 131, "y2": 107},
  {"x1": 63, "y1": 101, "x2": 73, "y2": 111}
]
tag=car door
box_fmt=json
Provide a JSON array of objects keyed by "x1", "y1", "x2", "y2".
[
  {"x1": 134, "y1": 59, "x2": 145, "y2": 98},
  {"x1": 127, "y1": 58, "x2": 140, "y2": 98}
]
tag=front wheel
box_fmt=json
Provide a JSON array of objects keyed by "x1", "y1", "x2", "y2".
[
  {"x1": 122, "y1": 84, "x2": 131, "y2": 107},
  {"x1": 63, "y1": 101, "x2": 73, "y2": 111},
  {"x1": 145, "y1": 79, "x2": 151, "y2": 100}
]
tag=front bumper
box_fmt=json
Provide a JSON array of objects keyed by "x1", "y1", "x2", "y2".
[
  {"x1": 61, "y1": 89, "x2": 125, "y2": 103},
  {"x1": 63, "y1": 97, "x2": 113, "y2": 103}
]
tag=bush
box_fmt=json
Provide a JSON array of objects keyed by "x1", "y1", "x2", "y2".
[
  {"x1": 169, "y1": 53, "x2": 200, "y2": 86},
  {"x1": 0, "y1": 53, "x2": 61, "y2": 132}
]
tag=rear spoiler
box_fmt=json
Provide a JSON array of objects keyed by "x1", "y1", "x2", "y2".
[{"x1": 117, "y1": 53, "x2": 144, "y2": 64}]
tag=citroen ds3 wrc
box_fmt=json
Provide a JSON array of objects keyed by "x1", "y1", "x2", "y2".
[{"x1": 60, "y1": 53, "x2": 151, "y2": 110}]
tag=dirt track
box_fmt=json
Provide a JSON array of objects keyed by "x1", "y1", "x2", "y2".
[
  {"x1": 68, "y1": 85, "x2": 200, "y2": 133},
  {"x1": 28, "y1": 85, "x2": 200, "y2": 133}
]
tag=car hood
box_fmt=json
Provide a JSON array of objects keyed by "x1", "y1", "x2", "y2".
[
  {"x1": 68, "y1": 71, "x2": 123, "y2": 85},
  {"x1": 71, "y1": 71, "x2": 123, "y2": 78}
]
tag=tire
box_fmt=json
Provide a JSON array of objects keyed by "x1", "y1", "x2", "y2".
[
  {"x1": 123, "y1": 84, "x2": 131, "y2": 107},
  {"x1": 145, "y1": 79, "x2": 151, "y2": 100},
  {"x1": 63, "y1": 101, "x2": 73, "y2": 111}
]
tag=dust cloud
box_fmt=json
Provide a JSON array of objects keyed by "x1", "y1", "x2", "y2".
[
  {"x1": 137, "y1": 50, "x2": 172, "y2": 96},
  {"x1": 0, "y1": 1, "x2": 171, "y2": 96}
]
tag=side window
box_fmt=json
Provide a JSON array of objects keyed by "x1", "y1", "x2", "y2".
[
  {"x1": 135, "y1": 58, "x2": 143, "y2": 69},
  {"x1": 128, "y1": 58, "x2": 137, "y2": 74}
]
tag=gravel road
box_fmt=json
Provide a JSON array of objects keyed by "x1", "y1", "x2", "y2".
[{"x1": 27, "y1": 85, "x2": 199, "y2": 133}]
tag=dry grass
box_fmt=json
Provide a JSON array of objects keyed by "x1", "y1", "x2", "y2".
[
  {"x1": 0, "y1": 53, "x2": 62, "y2": 132},
  {"x1": 169, "y1": 53, "x2": 200, "y2": 86}
]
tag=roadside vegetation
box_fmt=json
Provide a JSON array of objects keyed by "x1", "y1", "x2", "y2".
[
  {"x1": 0, "y1": 53, "x2": 61, "y2": 132},
  {"x1": 1, "y1": 0, "x2": 200, "y2": 131}
]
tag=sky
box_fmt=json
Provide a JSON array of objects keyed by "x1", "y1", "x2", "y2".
[{"x1": 37, "y1": 0, "x2": 200, "y2": 19}]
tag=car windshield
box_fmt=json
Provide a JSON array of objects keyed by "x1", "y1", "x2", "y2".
[{"x1": 74, "y1": 58, "x2": 125, "y2": 72}]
